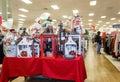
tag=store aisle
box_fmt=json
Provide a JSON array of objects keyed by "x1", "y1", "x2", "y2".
[
  {"x1": 85, "y1": 42, "x2": 120, "y2": 82},
  {"x1": 12, "y1": 42, "x2": 120, "y2": 82}
]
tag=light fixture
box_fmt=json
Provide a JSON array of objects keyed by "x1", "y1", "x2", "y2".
[
  {"x1": 0, "y1": 12, "x2": 2, "y2": 14},
  {"x1": 51, "y1": 5, "x2": 59, "y2": 10},
  {"x1": 110, "y1": 18, "x2": 116, "y2": 20},
  {"x1": 98, "y1": 21, "x2": 102, "y2": 23},
  {"x1": 113, "y1": 23, "x2": 117, "y2": 24},
  {"x1": 73, "y1": 9, "x2": 79, "y2": 15},
  {"x1": 118, "y1": 12, "x2": 120, "y2": 14},
  {"x1": 53, "y1": 19, "x2": 57, "y2": 22},
  {"x1": 18, "y1": 19, "x2": 25, "y2": 21},
  {"x1": 21, "y1": 0, "x2": 32, "y2": 4},
  {"x1": 19, "y1": 8, "x2": 29, "y2": 12},
  {"x1": 96, "y1": 24, "x2": 99, "y2": 26},
  {"x1": 18, "y1": 21, "x2": 24, "y2": 23},
  {"x1": 89, "y1": 13, "x2": 94, "y2": 16},
  {"x1": 101, "y1": 16, "x2": 106, "y2": 18},
  {"x1": 7, "y1": 12, "x2": 10, "y2": 14},
  {"x1": 90, "y1": 0, "x2": 97, "y2": 6},
  {"x1": 63, "y1": 15, "x2": 68, "y2": 18},
  {"x1": 106, "y1": 22, "x2": 110, "y2": 24},
  {"x1": 88, "y1": 19, "x2": 93, "y2": 22},
  {"x1": 2, "y1": 20, "x2": 5, "y2": 22},
  {"x1": 103, "y1": 25, "x2": 106, "y2": 27},
  {"x1": 88, "y1": 23, "x2": 92, "y2": 25},
  {"x1": 19, "y1": 14, "x2": 27, "y2": 18}
]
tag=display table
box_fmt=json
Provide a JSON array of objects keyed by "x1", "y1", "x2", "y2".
[{"x1": 0, "y1": 55, "x2": 87, "y2": 82}]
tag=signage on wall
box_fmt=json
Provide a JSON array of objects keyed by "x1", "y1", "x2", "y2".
[
  {"x1": 112, "y1": 24, "x2": 120, "y2": 28},
  {"x1": 90, "y1": 25, "x2": 95, "y2": 30},
  {"x1": 0, "y1": 16, "x2": 2, "y2": 25}
]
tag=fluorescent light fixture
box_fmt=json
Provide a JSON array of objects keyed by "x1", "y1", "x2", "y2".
[
  {"x1": 19, "y1": 14, "x2": 27, "y2": 17},
  {"x1": 88, "y1": 19, "x2": 93, "y2": 22},
  {"x1": 21, "y1": 0, "x2": 32, "y2": 4},
  {"x1": 96, "y1": 24, "x2": 99, "y2": 26},
  {"x1": 51, "y1": 5, "x2": 59, "y2": 10},
  {"x1": 98, "y1": 21, "x2": 102, "y2": 23},
  {"x1": 19, "y1": 8, "x2": 29, "y2": 12},
  {"x1": 7, "y1": 12, "x2": 10, "y2": 14},
  {"x1": 2, "y1": 20, "x2": 5, "y2": 22},
  {"x1": 118, "y1": 12, "x2": 120, "y2": 14},
  {"x1": 73, "y1": 9, "x2": 79, "y2": 14},
  {"x1": 63, "y1": 15, "x2": 68, "y2": 18},
  {"x1": 106, "y1": 22, "x2": 110, "y2": 24},
  {"x1": 101, "y1": 16, "x2": 106, "y2": 18},
  {"x1": 53, "y1": 19, "x2": 57, "y2": 22},
  {"x1": 88, "y1": 23, "x2": 92, "y2": 25},
  {"x1": 89, "y1": 13, "x2": 94, "y2": 16},
  {"x1": 90, "y1": 0, "x2": 97, "y2": 6},
  {"x1": 113, "y1": 23, "x2": 117, "y2": 24},
  {"x1": 110, "y1": 18, "x2": 116, "y2": 20},
  {"x1": 18, "y1": 19, "x2": 25, "y2": 21},
  {"x1": 18, "y1": 21, "x2": 24, "y2": 23}
]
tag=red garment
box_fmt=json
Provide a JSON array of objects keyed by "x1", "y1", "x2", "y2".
[{"x1": 0, "y1": 55, "x2": 87, "y2": 82}]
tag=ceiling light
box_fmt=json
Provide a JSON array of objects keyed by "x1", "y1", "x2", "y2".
[
  {"x1": 113, "y1": 23, "x2": 117, "y2": 24},
  {"x1": 2, "y1": 20, "x2": 5, "y2": 22},
  {"x1": 19, "y1": 8, "x2": 29, "y2": 12},
  {"x1": 110, "y1": 18, "x2": 116, "y2": 20},
  {"x1": 7, "y1": 12, "x2": 10, "y2": 14},
  {"x1": 19, "y1": 14, "x2": 27, "y2": 18},
  {"x1": 73, "y1": 9, "x2": 79, "y2": 15},
  {"x1": 90, "y1": 0, "x2": 97, "y2": 6},
  {"x1": 53, "y1": 19, "x2": 57, "y2": 22},
  {"x1": 88, "y1": 23, "x2": 92, "y2": 25},
  {"x1": 21, "y1": 0, "x2": 32, "y2": 4},
  {"x1": 106, "y1": 22, "x2": 110, "y2": 24},
  {"x1": 0, "y1": 12, "x2": 2, "y2": 14},
  {"x1": 63, "y1": 15, "x2": 68, "y2": 18},
  {"x1": 103, "y1": 25, "x2": 106, "y2": 27},
  {"x1": 18, "y1": 21, "x2": 24, "y2": 23},
  {"x1": 118, "y1": 12, "x2": 120, "y2": 14},
  {"x1": 73, "y1": 9, "x2": 79, "y2": 13},
  {"x1": 18, "y1": 19, "x2": 25, "y2": 21},
  {"x1": 88, "y1": 19, "x2": 93, "y2": 22},
  {"x1": 98, "y1": 21, "x2": 102, "y2": 23},
  {"x1": 101, "y1": 16, "x2": 106, "y2": 18},
  {"x1": 89, "y1": 13, "x2": 94, "y2": 16},
  {"x1": 96, "y1": 24, "x2": 99, "y2": 26},
  {"x1": 51, "y1": 5, "x2": 59, "y2": 10}
]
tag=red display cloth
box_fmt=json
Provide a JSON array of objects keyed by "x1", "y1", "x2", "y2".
[{"x1": 0, "y1": 55, "x2": 87, "y2": 82}]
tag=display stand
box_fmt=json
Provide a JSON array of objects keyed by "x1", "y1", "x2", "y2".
[{"x1": 40, "y1": 33, "x2": 57, "y2": 58}]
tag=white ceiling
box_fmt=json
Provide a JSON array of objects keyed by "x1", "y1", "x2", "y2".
[{"x1": 1, "y1": 0, "x2": 120, "y2": 28}]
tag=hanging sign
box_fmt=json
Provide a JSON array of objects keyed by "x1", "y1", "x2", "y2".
[
  {"x1": 0, "y1": 16, "x2": 2, "y2": 25},
  {"x1": 112, "y1": 24, "x2": 120, "y2": 28},
  {"x1": 90, "y1": 25, "x2": 95, "y2": 30}
]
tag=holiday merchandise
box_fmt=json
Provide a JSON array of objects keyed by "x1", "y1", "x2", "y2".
[{"x1": 64, "y1": 36, "x2": 77, "y2": 59}]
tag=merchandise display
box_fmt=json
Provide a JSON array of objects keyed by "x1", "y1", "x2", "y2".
[
  {"x1": 3, "y1": 29, "x2": 18, "y2": 57},
  {"x1": 40, "y1": 34, "x2": 58, "y2": 58},
  {"x1": 64, "y1": 36, "x2": 77, "y2": 59}
]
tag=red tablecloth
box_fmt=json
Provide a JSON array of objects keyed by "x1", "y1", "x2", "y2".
[{"x1": 0, "y1": 55, "x2": 87, "y2": 82}]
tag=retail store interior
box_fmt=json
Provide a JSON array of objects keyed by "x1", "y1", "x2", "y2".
[{"x1": 0, "y1": 0, "x2": 120, "y2": 82}]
